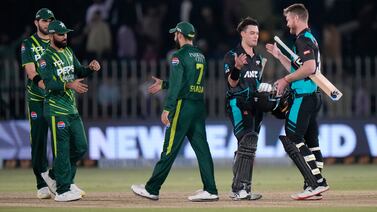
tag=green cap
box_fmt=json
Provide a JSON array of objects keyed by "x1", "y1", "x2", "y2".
[
  {"x1": 169, "y1": 21, "x2": 196, "y2": 38},
  {"x1": 48, "y1": 20, "x2": 73, "y2": 34},
  {"x1": 35, "y1": 8, "x2": 55, "y2": 20}
]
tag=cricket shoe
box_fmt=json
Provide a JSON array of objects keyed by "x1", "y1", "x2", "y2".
[
  {"x1": 71, "y1": 184, "x2": 86, "y2": 197},
  {"x1": 306, "y1": 194, "x2": 323, "y2": 200},
  {"x1": 41, "y1": 170, "x2": 57, "y2": 195},
  {"x1": 188, "y1": 189, "x2": 219, "y2": 202},
  {"x1": 131, "y1": 184, "x2": 159, "y2": 200},
  {"x1": 302, "y1": 182, "x2": 323, "y2": 200},
  {"x1": 229, "y1": 189, "x2": 262, "y2": 201},
  {"x1": 291, "y1": 185, "x2": 329, "y2": 200},
  {"x1": 37, "y1": 187, "x2": 51, "y2": 199},
  {"x1": 54, "y1": 190, "x2": 82, "y2": 202}
]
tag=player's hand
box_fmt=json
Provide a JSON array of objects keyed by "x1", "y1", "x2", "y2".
[
  {"x1": 258, "y1": 83, "x2": 272, "y2": 92},
  {"x1": 273, "y1": 77, "x2": 289, "y2": 96},
  {"x1": 66, "y1": 78, "x2": 88, "y2": 93},
  {"x1": 234, "y1": 53, "x2": 248, "y2": 70},
  {"x1": 161, "y1": 110, "x2": 170, "y2": 127},
  {"x1": 88, "y1": 60, "x2": 101, "y2": 71},
  {"x1": 266, "y1": 43, "x2": 282, "y2": 59},
  {"x1": 148, "y1": 76, "x2": 162, "y2": 94},
  {"x1": 38, "y1": 80, "x2": 46, "y2": 89}
]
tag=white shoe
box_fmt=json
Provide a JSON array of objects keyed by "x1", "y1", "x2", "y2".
[
  {"x1": 131, "y1": 184, "x2": 159, "y2": 200},
  {"x1": 230, "y1": 189, "x2": 249, "y2": 200},
  {"x1": 71, "y1": 184, "x2": 86, "y2": 197},
  {"x1": 37, "y1": 187, "x2": 51, "y2": 199},
  {"x1": 54, "y1": 190, "x2": 82, "y2": 202},
  {"x1": 306, "y1": 194, "x2": 323, "y2": 200},
  {"x1": 188, "y1": 190, "x2": 219, "y2": 202},
  {"x1": 41, "y1": 170, "x2": 57, "y2": 195},
  {"x1": 291, "y1": 185, "x2": 329, "y2": 200}
]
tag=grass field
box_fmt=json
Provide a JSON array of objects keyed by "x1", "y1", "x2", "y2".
[{"x1": 0, "y1": 164, "x2": 377, "y2": 211}]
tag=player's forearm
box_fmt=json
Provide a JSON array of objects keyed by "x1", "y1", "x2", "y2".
[
  {"x1": 278, "y1": 54, "x2": 292, "y2": 72},
  {"x1": 284, "y1": 60, "x2": 316, "y2": 82},
  {"x1": 75, "y1": 66, "x2": 92, "y2": 78},
  {"x1": 227, "y1": 75, "x2": 239, "y2": 87},
  {"x1": 43, "y1": 78, "x2": 66, "y2": 91},
  {"x1": 24, "y1": 64, "x2": 38, "y2": 80}
]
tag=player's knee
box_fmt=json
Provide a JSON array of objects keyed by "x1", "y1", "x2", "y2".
[
  {"x1": 279, "y1": 135, "x2": 299, "y2": 156},
  {"x1": 285, "y1": 131, "x2": 303, "y2": 145},
  {"x1": 76, "y1": 144, "x2": 88, "y2": 159},
  {"x1": 238, "y1": 132, "x2": 258, "y2": 156}
]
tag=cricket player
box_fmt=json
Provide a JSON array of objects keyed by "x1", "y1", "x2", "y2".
[
  {"x1": 131, "y1": 21, "x2": 218, "y2": 202},
  {"x1": 38, "y1": 20, "x2": 101, "y2": 202},
  {"x1": 20, "y1": 8, "x2": 55, "y2": 199},
  {"x1": 223, "y1": 17, "x2": 271, "y2": 200},
  {"x1": 266, "y1": 3, "x2": 329, "y2": 200}
]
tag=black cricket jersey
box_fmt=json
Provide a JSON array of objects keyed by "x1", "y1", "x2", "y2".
[
  {"x1": 223, "y1": 44, "x2": 263, "y2": 100},
  {"x1": 291, "y1": 28, "x2": 320, "y2": 94}
]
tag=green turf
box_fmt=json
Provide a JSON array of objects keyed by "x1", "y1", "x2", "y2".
[
  {"x1": 0, "y1": 164, "x2": 376, "y2": 211},
  {"x1": 1, "y1": 165, "x2": 376, "y2": 192}
]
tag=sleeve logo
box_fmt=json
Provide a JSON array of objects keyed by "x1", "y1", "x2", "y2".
[
  {"x1": 224, "y1": 64, "x2": 230, "y2": 73},
  {"x1": 304, "y1": 50, "x2": 311, "y2": 55},
  {"x1": 57, "y1": 121, "x2": 65, "y2": 129},
  {"x1": 30, "y1": 111, "x2": 37, "y2": 119},
  {"x1": 171, "y1": 57, "x2": 180, "y2": 65},
  {"x1": 39, "y1": 59, "x2": 46, "y2": 68},
  {"x1": 21, "y1": 44, "x2": 26, "y2": 52}
]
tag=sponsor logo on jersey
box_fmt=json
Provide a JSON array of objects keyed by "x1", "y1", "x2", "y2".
[
  {"x1": 30, "y1": 111, "x2": 37, "y2": 119},
  {"x1": 21, "y1": 44, "x2": 26, "y2": 52},
  {"x1": 171, "y1": 57, "x2": 180, "y2": 65},
  {"x1": 57, "y1": 121, "x2": 65, "y2": 129},
  {"x1": 39, "y1": 59, "x2": 46, "y2": 68},
  {"x1": 244, "y1": 70, "x2": 258, "y2": 78},
  {"x1": 53, "y1": 60, "x2": 64, "y2": 67},
  {"x1": 31, "y1": 46, "x2": 44, "y2": 53}
]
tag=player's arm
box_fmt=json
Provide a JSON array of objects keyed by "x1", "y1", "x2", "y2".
[
  {"x1": 71, "y1": 49, "x2": 100, "y2": 78},
  {"x1": 40, "y1": 57, "x2": 88, "y2": 94},
  {"x1": 266, "y1": 42, "x2": 291, "y2": 71},
  {"x1": 39, "y1": 57, "x2": 65, "y2": 91},
  {"x1": 224, "y1": 51, "x2": 247, "y2": 87},
  {"x1": 21, "y1": 41, "x2": 45, "y2": 89},
  {"x1": 163, "y1": 56, "x2": 184, "y2": 113},
  {"x1": 284, "y1": 38, "x2": 316, "y2": 83},
  {"x1": 147, "y1": 76, "x2": 169, "y2": 94}
]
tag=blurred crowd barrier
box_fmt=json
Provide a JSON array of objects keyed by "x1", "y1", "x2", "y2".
[{"x1": 0, "y1": 56, "x2": 376, "y2": 120}]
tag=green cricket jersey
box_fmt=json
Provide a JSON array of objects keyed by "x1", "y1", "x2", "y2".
[
  {"x1": 21, "y1": 33, "x2": 50, "y2": 102},
  {"x1": 164, "y1": 44, "x2": 206, "y2": 112},
  {"x1": 39, "y1": 46, "x2": 92, "y2": 116}
]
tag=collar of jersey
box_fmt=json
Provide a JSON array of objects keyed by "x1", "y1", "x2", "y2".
[
  {"x1": 297, "y1": 28, "x2": 311, "y2": 38},
  {"x1": 235, "y1": 44, "x2": 255, "y2": 58}
]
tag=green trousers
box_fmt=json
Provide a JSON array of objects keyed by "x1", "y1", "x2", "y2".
[
  {"x1": 28, "y1": 100, "x2": 49, "y2": 189},
  {"x1": 48, "y1": 114, "x2": 87, "y2": 194},
  {"x1": 145, "y1": 99, "x2": 218, "y2": 195}
]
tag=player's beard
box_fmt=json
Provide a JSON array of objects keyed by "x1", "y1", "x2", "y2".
[
  {"x1": 54, "y1": 38, "x2": 67, "y2": 49},
  {"x1": 174, "y1": 37, "x2": 181, "y2": 49},
  {"x1": 37, "y1": 24, "x2": 49, "y2": 36}
]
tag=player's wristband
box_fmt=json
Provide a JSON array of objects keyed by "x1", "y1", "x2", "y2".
[
  {"x1": 230, "y1": 67, "x2": 241, "y2": 81},
  {"x1": 32, "y1": 75, "x2": 42, "y2": 85}
]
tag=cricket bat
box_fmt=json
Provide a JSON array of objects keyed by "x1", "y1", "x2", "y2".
[
  {"x1": 259, "y1": 58, "x2": 267, "y2": 81},
  {"x1": 273, "y1": 36, "x2": 342, "y2": 101}
]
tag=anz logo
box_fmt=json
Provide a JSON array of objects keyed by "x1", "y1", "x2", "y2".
[{"x1": 244, "y1": 70, "x2": 258, "y2": 78}]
